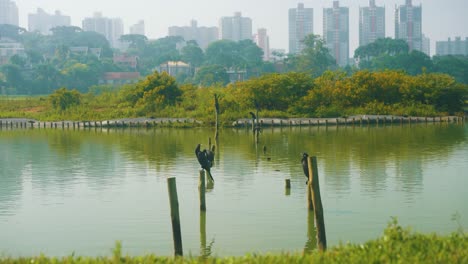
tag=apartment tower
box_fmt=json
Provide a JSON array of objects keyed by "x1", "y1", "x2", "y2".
[
  {"x1": 288, "y1": 3, "x2": 313, "y2": 54},
  {"x1": 323, "y1": 1, "x2": 349, "y2": 66},
  {"x1": 359, "y1": 0, "x2": 385, "y2": 47}
]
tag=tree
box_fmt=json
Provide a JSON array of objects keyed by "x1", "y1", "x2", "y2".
[
  {"x1": 48, "y1": 87, "x2": 82, "y2": 111},
  {"x1": 287, "y1": 34, "x2": 336, "y2": 77},
  {"x1": 120, "y1": 34, "x2": 148, "y2": 52},
  {"x1": 181, "y1": 40, "x2": 204, "y2": 68},
  {"x1": 194, "y1": 65, "x2": 229, "y2": 86},
  {"x1": 0, "y1": 24, "x2": 26, "y2": 41},
  {"x1": 433, "y1": 55, "x2": 468, "y2": 84},
  {"x1": 120, "y1": 71, "x2": 182, "y2": 113}
]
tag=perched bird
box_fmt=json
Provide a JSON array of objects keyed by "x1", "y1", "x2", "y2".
[
  {"x1": 195, "y1": 144, "x2": 214, "y2": 182},
  {"x1": 206, "y1": 145, "x2": 215, "y2": 167},
  {"x1": 301, "y1": 153, "x2": 310, "y2": 184},
  {"x1": 249, "y1": 112, "x2": 256, "y2": 120}
]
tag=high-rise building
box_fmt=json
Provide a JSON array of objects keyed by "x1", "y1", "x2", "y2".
[
  {"x1": 359, "y1": 0, "x2": 385, "y2": 47},
  {"x1": 82, "y1": 12, "x2": 124, "y2": 49},
  {"x1": 168, "y1": 20, "x2": 218, "y2": 49},
  {"x1": 219, "y1": 12, "x2": 252, "y2": 42},
  {"x1": 436, "y1": 37, "x2": 468, "y2": 56},
  {"x1": 0, "y1": 0, "x2": 19, "y2": 26},
  {"x1": 395, "y1": 0, "x2": 422, "y2": 52},
  {"x1": 288, "y1": 3, "x2": 313, "y2": 55},
  {"x1": 323, "y1": 1, "x2": 349, "y2": 66},
  {"x1": 422, "y1": 34, "x2": 430, "y2": 56},
  {"x1": 129, "y1": 20, "x2": 145, "y2": 36},
  {"x1": 254, "y1": 28, "x2": 270, "y2": 61},
  {"x1": 28, "y1": 9, "x2": 71, "y2": 35}
]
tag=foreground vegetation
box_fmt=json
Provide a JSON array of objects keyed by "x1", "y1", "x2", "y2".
[
  {"x1": 1, "y1": 220, "x2": 466, "y2": 263},
  {"x1": 0, "y1": 69, "x2": 467, "y2": 125}
]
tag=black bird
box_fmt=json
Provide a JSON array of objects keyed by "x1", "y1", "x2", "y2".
[
  {"x1": 206, "y1": 145, "x2": 215, "y2": 167},
  {"x1": 195, "y1": 144, "x2": 214, "y2": 182},
  {"x1": 301, "y1": 153, "x2": 310, "y2": 184},
  {"x1": 249, "y1": 112, "x2": 256, "y2": 119}
]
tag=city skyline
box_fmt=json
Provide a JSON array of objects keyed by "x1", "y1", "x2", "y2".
[{"x1": 9, "y1": 0, "x2": 468, "y2": 56}]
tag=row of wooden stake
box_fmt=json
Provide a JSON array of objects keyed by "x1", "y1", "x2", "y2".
[{"x1": 166, "y1": 156, "x2": 326, "y2": 257}]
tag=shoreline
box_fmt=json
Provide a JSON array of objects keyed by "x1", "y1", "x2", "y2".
[{"x1": 0, "y1": 114, "x2": 465, "y2": 129}]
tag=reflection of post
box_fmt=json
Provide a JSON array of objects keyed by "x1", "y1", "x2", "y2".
[
  {"x1": 200, "y1": 211, "x2": 207, "y2": 256},
  {"x1": 304, "y1": 210, "x2": 317, "y2": 254},
  {"x1": 285, "y1": 179, "x2": 291, "y2": 196},
  {"x1": 307, "y1": 156, "x2": 327, "y2": 251},
  {"x1": 167, "y1": 177, "x2": 183, "y2": 256},
  {"x1": 214, "y1": 94, "x2": 219, "y2": 140},
  {"x1": 199, "y1": 170, "x2": 206, "y2": 211}
]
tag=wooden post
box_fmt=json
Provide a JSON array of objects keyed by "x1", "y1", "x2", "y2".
[
  {"x1": 285, "y1": 179, "x2": 291, "y2": 196},
  {"x1": 307, "y1": 156, "x2": 327, "y2": 251},
  {"x1": 167, "y1": 177, "x2": 183, "y2": 256},
  {"x1": 307, "y1": 162, "x2": 313, "y2": 211},
  {"x1": 199, "y1": 170, "x2": 206, "y2": 211},
  {"x1": 0, "y1": 120, "x2": 2, "y2": 128}
]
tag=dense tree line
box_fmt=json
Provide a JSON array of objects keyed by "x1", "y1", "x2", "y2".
[
  {"x1": 45, "y1": 69, "x2": 466, "y2": 123},
  {"x1": 1, "y1": 24, "x2": 468, "y2": 98}
]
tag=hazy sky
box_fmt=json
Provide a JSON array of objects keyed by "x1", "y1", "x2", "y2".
[{"x1": 14, "y1": 0, "x2": 468, "y2": 55}]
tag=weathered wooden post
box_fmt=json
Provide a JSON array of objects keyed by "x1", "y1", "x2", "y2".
[
  {"x1": 325, "y1": 119, "x2": 328, "y2": 127},
  {"x1": 307, "y1": 156, "x2": 327, "y2": 251},
  {"x1": 0, "y1": 120, "x2": 2, "y2": 128},
  {"x1": 199, "y1": 170, "x2": 206, "y2": 211},
  {"x1": 285, "y1": 179, "x2": 291, "y2": 196},
  {"x1": 167, "y1": 177, "x2": 183, "y2": 256}
]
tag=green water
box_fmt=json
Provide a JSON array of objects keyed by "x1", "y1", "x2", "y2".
[{"x1": 0, "y1": 124, "x2": 467, "y2": 256}]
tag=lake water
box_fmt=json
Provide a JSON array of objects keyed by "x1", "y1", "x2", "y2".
[{"x1": 0, "y1": 123, "x2": 467, "y2": 257}]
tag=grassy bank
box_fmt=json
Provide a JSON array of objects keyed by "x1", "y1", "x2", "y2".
[
  {"x1": 1, "y1": 70, "x2": 467, "y2": 125},
  {"x1": 1, "y1": 220, "x2": 467, "y2": 264}
]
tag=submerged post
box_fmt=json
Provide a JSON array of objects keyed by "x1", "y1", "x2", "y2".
[
  {"x1": 167, "y1": 177, "x2": 183, "y2": 256},
  {"x1": 199, "y1": 170, "x2": 206, "y2": 211},
  {"x1": 307, "y1": 156, "x2": 327, "y2": 251}
]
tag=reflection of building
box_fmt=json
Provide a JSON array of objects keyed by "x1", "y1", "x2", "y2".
[
  {"x1": 219, "y1": 12, "x2": 252, "y2": 41},
  {"x1": 0, "y1": 0, "x2": 19, "y2": 26},
  {"x1": 168, "y1": 20, "x2": 218, "y2": 50},
  {"x1": 129, "y1": 20, "x2": 145, "y2": 36},
  {"x1": 28, "y1": 8, "x2": 71, "y2": 35},
  {"x1": 99, "y1": 72, "x2": 140, "y2": 85},
  {"x1": 436, "y1": 37, "x2": 468, "y2": 56},
  {"x1": 0, "y1": 40, "x2": 24, "y2": 65},
  {"x1": 288, "y1": 3, "x2": 314, "y2": 54},
  {"x1": 323, "y1": 1, "x2": 349, "y2": 66},
  {"x1": 156, "y1": 61, "x2": 191, "y2": 77},
  {"x1": 359, "y1": 0, "x2": 385, "y2": 47},
  {"x1": 82, "y1": 12, "x2": 124, "y2": 49},
  {"x1": 395, "y1": 0, "x2": 422, "y2": 52},
  {"x1": 254, "y1": 28, "x2": 270, "y2": 61}
]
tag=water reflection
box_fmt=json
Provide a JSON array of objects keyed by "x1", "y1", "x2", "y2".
[{"x1": 0, "y1": 124, "x2": 466, "y2": 256}]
